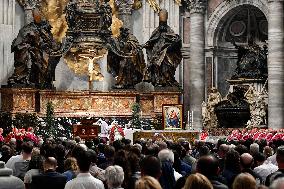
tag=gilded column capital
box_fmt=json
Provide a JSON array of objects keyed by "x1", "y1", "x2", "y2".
[
  {"x1": 190, "y1": 0, "x2": 207, "y2": 14},
  {"x1": 115, "y1": 0, "x2": 134, "y2": 15}
]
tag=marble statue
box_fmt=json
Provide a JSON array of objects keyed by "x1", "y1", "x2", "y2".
[
  {"x1": 245, "y1": 85, "x2": 268, "y2": 128},
  {"x1": 107, "y1": 27, "x2": 146, "y2": 89},
  {"x1": 202, "y1": 87, "x2": 222, "y2": 128},
  {"x1": 231, "y1": 37, "x2": 268, "y2": 80},
  {"x1": 143, "y1": 9, "x2": 182, "y2": 87},
  {"x1": 8, "y1": 9, "x2": 60, "y2": 89}
]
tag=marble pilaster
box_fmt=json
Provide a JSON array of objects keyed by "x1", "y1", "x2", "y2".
[
  {"x1": 181, "y1": 10, "x2": 191, "y2": 124},
  {"x1": 189, "y1": 1, "x2": 206, "y2": 129},
  {"x1": 268, "y1": 0, "x2": 284, "y2": 129}
]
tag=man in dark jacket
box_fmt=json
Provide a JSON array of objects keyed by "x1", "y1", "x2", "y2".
[
  {"x1": 266, "y1": 146, "x2": 284, "y2": 186},
  {"x1": 197, "y1": 155, "x2": 229, "y2": 189},
  {"x1": 31, "y1": 157, "x2": 67, "y2": 189}
]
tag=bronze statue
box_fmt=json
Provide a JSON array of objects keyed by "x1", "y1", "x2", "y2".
[
  {"x1": 231, "y1": 37, "x2": 268, "y2": 80},
  {"x1": 143, "y1": 9, "x2": 182, "y2": 87},
  {"x1": 8, "y1": 9, "x2": 60, "y2": 89},
  {"x1": 107, "y1": 27, "x2": 146, "y2": 89}
]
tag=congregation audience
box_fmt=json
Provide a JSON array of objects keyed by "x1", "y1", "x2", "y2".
[{"x1": 3, "y1": 130, "x2": 284, "y2": 189}]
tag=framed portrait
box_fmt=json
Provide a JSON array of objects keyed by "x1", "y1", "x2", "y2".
[{"x1": 162, "y1": 104, "x2": 183, "y2": 130}]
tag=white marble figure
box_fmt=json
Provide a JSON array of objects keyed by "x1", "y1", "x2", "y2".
[
  {"x1": 245, "y1": 85, "x2": 268, "y2": 128},
  {"x1": 202, "y1": 87, "x2": 222, "y2": 128}
]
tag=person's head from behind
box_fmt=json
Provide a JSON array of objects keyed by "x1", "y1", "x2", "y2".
[
  {"x1": 224, "y1": 149, "x2": 241, "y2": 173},
  {"x1": 1, "y1": 145, "x2": 11, "y2": 156},
  {"x1": 196, "y1": 155, "x2": 219, "y2": 178},
  {"x1": 76, "y1": 150, "x2": 92, "y2": 173},
  {"x1": 22, "y1": 142, "x2": 33, "y2": 155},
  {"x1": 71, "y1": 145, "x2": 86, "y2": 160},
  {"x1": 158, "y1": 149, "x2": 174, "y2": 164},
  {"x1": 140, "y1": 155, "x2": 162, "y2": 179},
  {"x1": 270, "y1": 177, "x2": 284, "y2": 189},
  {"x1": 263, "y1": 146, "x2": 273, "y2": 159},
  {"x1": 250, "y1": 143, "x2": 260, "y2": 156},
  {"x1": 199, "y1": 145, "x2": 210, "y2": 157},
  {"x1": 104, "y1": 145, "x2": 115, "y2": 159},
  {"x1": 29, "y1": 155, "x2": 44, "y2": 171},
  {"x1": 43, "y1": 157, "x2": 57, "y2": 172},
  {"x1": 232, "y1": 173, "x2": 256, "y2": 189},
  {"x1": 218, "y1": 144, "x2": 229, "y2": 159},
  {"x1": 55, "y1": 144, "x2": 65, "y2": 159},
  {"x1": 183, "y1": 173, "x2": 213, "y2": 189},
  {"x1": 276, "y1": 146, "x2": 284, "y2": 169},
  {"x1": 254, "y1": 153, "x2": 266, "y2": 167},
  {"x1": 64, "y1": 157, "x2": 78, "y2": 172},
  {"x1": 135, "y1": 176, "x2": 162, "y2": 189},
  {"x1": 88, "y1": 149, "x2": 97, "y2": 165},
  {"x1": 240, "y1": 153, "x2": 254, "y2": 170},
  {"x1": 105, "y1": 165, "x2": 124, "y2": 189}
]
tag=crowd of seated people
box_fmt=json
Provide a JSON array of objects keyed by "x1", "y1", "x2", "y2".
[{"x1": 2, "y1": 134, "x2": 284, "y2": 189}]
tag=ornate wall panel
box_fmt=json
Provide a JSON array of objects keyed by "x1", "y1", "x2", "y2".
[{"x1": 0, "y1": 88, "x2": 37, "y2": 113}]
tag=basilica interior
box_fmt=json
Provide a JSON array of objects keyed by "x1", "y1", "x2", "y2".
[{"x1": 0, "y1": 0, "x2": 283, "y2": 141}]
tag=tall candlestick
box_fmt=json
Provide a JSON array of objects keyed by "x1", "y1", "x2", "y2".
[
  {"x1": 191, "y1": 111, "x2": 194, "y2": 130},
  {"x1": 187, "y1": 110, "x2": 190, "y2": 126}
]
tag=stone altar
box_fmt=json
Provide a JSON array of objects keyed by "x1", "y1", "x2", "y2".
[
  {"x1": 0, "y1": 88, "x2": 181, "y2": 118},
  {"x1": 0, "y1": 88, "x2": 38, "y2": 113},
  {"x1": 133, "y1": 130, "x2": 200, "y2": 143}
]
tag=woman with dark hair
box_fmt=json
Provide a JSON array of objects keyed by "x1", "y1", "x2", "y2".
[
  {"x1": 0, "y1": 145, "x2": 12, "y2": 163},
  {"x1": 114, "y1": 150, "x2": 131, "y2": 189},
  {"x1": 24, "y1": 155, "x2": 44, "y2": 189},
  {"x1": 222, "y1": 149, "x2": 241, "y2": 188},
  {"x1": 128, "y1": 152, "x2": 141, "y2": 189},
  {"x1": 55, "y1": 144, "x2": 66, "y2": 173}
]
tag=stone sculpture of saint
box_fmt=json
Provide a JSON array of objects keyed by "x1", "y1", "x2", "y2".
[
  {"x1": 8, "y1": 9, "x2": 60, "y2": 89},
  {"x1": 143, "y1": 9, "x2": 182, "y2": 87},
  {"x1": 231, "y1": 37, "x2": 268, "y2": 80},
  {"x1": 107, "y1": 27, "x2": 146, "y2": 89}
]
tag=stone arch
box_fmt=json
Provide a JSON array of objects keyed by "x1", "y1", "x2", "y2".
[{"x1": 207, "y1": 0, "x2": 268, "y2": 48}]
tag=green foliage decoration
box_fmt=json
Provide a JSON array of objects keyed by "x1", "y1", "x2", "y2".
[{"x1": 131, "y1": 103, "x2": 141, "y2": 129}]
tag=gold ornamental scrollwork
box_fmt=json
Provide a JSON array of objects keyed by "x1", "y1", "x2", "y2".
[{"x1": 146, "y1": 0, "x2": 182, "y2": 12}]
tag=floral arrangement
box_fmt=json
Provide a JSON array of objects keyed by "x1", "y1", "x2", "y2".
[
  {"x1": 109, "y1": 123, "x2": 125, "y2": 142},
  {"x1": 226, "y1": 128, "x2": 284, "y2": 142},
  {"x1": 200, "y1": 131, "x2": 208, "y2": 141},
  {"x1": 201, "y1": 128, "x2": 284, "y2": 143},
  {"x1": 3, "y1": 127, "x2": 39, "y2": 144},
  {"x1": 0, "y1": 128, "x2": 4, "y2": 142}
]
